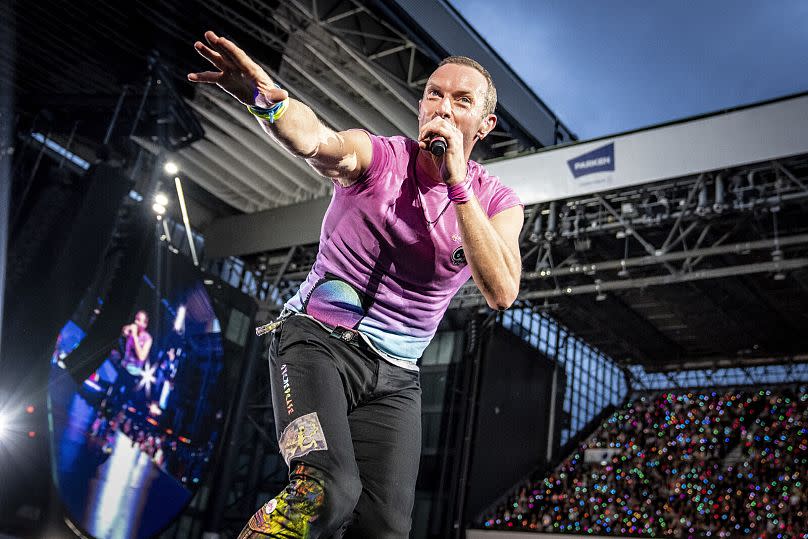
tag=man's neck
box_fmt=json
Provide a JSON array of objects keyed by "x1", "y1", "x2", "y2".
[{"x1": 415, "y1": 149, "x2": 442, "y2": 186}]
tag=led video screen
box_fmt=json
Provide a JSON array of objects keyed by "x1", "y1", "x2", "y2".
[{"x1": 48, "y1": 251, "x2": 227, "y2": 539}]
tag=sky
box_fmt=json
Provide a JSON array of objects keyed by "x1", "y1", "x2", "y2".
[{"x1": 449, "y1": 0, "x2": 808, "y2": 140}]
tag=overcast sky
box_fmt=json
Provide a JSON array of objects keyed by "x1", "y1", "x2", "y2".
[{"x1": 449, "y1": 0, "x2": 808, "y2": 140}]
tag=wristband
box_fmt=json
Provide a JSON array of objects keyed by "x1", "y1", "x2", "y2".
[
  {"x1": 247, "y1": 85, "x2": 290, "y2": 124},
  {"x1": 447, "y1": 177, "x2": 473, "y2": 203}
]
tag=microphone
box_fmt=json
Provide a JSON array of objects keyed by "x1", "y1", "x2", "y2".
[{"x1": 429, "y1": 137, "x2": 447, "y2": 156}]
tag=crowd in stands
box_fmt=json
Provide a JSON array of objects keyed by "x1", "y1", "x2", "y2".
[{"x1": 482, "y1": 388, "x2": 807, "y2": 537}]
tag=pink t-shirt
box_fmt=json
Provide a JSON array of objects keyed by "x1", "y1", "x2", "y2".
[{"x1": 285, "y1": 134, "x2": 522, "y2": 363}]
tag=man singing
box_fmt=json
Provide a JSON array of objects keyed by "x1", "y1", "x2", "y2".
[
  {"x1": 189, "y1": 30, "x2": 523, "y2": 538},
  {"x1": 121, "y1": 310, "x2": 152, "y2": 367}
]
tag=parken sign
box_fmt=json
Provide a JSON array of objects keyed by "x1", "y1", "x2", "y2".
[{"x1": 567, "y1": 143, "x2": 615, "y2": 178}]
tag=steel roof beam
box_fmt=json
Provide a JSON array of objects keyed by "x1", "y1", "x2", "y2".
[
  {"x1": 188, "y1": 102, "x2": 306, "y2": 198},
  {"x1": 200, "y1": 91, "x2": 328, "y2": 196},
  {"x1": 133, "y1": 137, "x2": 266, "y2": 212}
]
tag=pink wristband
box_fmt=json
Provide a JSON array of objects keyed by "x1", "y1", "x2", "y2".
[{"x1": 447, "y1": 178, "x2": 473, "y2": 203}]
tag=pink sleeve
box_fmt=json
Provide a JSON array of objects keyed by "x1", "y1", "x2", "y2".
[
  {"x1": 336, "y1": 131, "x2": 392, "y2": 193},
  {"x1": 486, "y1": 182, "x2": 523, "y2": 218}
]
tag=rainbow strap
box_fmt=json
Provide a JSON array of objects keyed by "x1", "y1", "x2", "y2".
[{"x1": 247, "y1": 85, "x2": 290, "y2": 124}]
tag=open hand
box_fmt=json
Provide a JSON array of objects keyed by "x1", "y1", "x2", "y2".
[{"x1": 188, "y1": 31, "x2": 288, "y2": 107}]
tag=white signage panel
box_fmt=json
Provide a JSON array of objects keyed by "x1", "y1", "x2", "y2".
[{"x1": 487, "y1": 95, "x2": 808, "y2": 205}]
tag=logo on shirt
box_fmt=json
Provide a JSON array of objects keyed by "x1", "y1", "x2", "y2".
[
  {"x1": 567, "y1": 143, "x2": 615, "y2": 178},
  {"x1": 451, "y1": 246, "x2": 467, "y2": 266}
]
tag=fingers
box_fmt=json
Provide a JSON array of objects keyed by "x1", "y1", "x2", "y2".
[
  {"x1": 206, "y1": 31, "x2": 256, "y2": 74},
  {"x1": 194, "y1": 40, "x2": 227, "y2": 69},
  {"x1": 418, "y1": 117, "x2": 457, "y2": 146},
  {"x1": 187, "y1": 71, "x2": 224, "y2": 84},
  {"x1": 193, "y1": 31, "x2": 271, "y2": 103},
  {"x1": 204, "y1": 30, "x2": 220, "y2": 43}
]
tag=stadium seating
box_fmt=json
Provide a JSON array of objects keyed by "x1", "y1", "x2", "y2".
[{"x1": 482, "y1": 389, "x2": 807, "y2": 537}]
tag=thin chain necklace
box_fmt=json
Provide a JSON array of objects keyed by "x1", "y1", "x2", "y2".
[{"x1": 414, "y1": 177, "x2": 452, "y2": 229}]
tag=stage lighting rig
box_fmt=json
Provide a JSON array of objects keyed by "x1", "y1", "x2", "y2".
[{"x1": 163, "y1": 161, "x2": 179, "y2": 175}]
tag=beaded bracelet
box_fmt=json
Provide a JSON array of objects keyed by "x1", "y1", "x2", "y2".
[
  {"x1": 448, "y1": 177, "x2": 474, "y2": 203},
  {"x1": 246, "y1": 85, "x2": 290, "y2": 124}
]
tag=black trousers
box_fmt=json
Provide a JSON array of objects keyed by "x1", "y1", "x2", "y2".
[{"x1": 240, "y1": 315, "x2": 422, "y2": 539}]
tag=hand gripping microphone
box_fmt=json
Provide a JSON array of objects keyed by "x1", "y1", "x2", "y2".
[{"x1": 429, "y1": 136, "x2": 447, "y2": 156}]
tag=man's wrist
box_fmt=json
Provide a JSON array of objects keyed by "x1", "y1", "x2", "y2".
[
  {"x1": 447, "y1": 175, "x2": 474, "y2": 203},
  {"x1": 248, "y1": 84, "x2": 290, "y2": 124},
  {"x1": 445, "y1": 167, "x2": 471, "y2": 187}
]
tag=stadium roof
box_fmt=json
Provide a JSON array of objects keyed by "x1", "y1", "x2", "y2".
[{"x1": 4, "y1": 0, "x2": 574, "y2": 227}]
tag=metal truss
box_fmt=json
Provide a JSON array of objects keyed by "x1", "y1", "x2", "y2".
[
  {"x1": 629, "y1": 359, "x2": 808, "y2": 391},
  {"x1": 482, "y1": 154, "x2": 808, "y2": 307},
  {"x1": 211, "y1": 346, "x2": 288, "y2": 537}
]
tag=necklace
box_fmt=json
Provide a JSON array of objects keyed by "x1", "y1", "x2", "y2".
[{"x1": 415, "y1": 181, "x2": 452, "y2": 229}]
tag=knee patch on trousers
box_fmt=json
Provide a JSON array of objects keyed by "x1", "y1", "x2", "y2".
[{"x1": 240, "y1": 465, "x2": 325, "y2": 539}]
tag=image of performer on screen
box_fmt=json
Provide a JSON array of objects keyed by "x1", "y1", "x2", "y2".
[{"x1": 121, "y1": 310, "x2": 153, "y2": 368}]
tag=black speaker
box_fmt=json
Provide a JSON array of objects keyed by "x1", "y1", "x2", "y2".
[{"x1": 464, "y1": 324, "x2": 563, "y2": 520}]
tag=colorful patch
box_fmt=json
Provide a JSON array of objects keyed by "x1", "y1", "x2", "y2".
[
  {"x1": 303, "y1": 278, "x2": 367, "y2": 329},
  {"x1": 279, "y1": 412, "x2": 328, "y2": 466},
  {"x1": 264, "y1": 498, "x2": 278, "y2": 515},
  {"x1": 240, "y1": 475, "x2": 325, "y2": 538},
  {"x1": 451, "y1": 246, "x2": 467, "y2": 266}
]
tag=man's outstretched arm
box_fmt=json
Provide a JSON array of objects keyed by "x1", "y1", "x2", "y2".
[{"x1": 188, "y1": 31, "x2": 372, "y2": 186}]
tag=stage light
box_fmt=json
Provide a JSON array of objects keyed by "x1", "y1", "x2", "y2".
[
  {"x1": 155, "y1": 193, "x2": 169, "y2": 206},
  {"x1": 163, "y1": 161, "x2": 179, "y2": 175},
  {"x1": 173, "y1": 305, "x2": 186, "y2": 333},
  {"x1": 595, "y1": 280, "x2": 606, "y2": 301},
  {"x1": 152, "y1": 203, "x2": 166, "y2": 215},
  {"x1": 26, "y1": 405, "x2": 34, "y2": 414},
  {"x1": 0, "y1": 411, "x2": 7, "y2": 440}
]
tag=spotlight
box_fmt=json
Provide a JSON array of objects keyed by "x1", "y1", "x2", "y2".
[
  {"x1": 152, "y1": 203, "x2": 166, "y2": 216},
  {"x1": 163, "y1": 161, "x2": 179, "y2": 175},
  {"x1": 155, "y1": 193, "x2": 169, "y2": 206},
  {"x1": 595, "y1": 280, "x2": 606, "y2": 301},
  {"x1": 0, "y1": 411, "x2": 7, "y2": 440}
]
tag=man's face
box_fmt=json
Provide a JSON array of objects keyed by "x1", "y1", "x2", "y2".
[
  {"x1": 418, "y1": 63, "x2": 494, "y2": 153},
  {"x1": 135, "y1": 312, "x2": 148, "y2": 331}
]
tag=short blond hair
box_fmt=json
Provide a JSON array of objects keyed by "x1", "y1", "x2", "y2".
[{"x1": 437, "y1": 56, "x2": 497, "y2": 116}]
